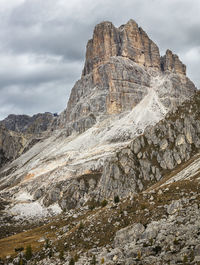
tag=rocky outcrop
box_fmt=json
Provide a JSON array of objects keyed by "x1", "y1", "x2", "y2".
[
  {"x1": 50, "y1": 91, "x2": 200, "y2": 209},
  {"x1": 0, "y1": 112, "x2": 55, "y2": 135},
  {"x1": 96, "y1": 91, "x2": 200, "y2": 200},
  {"x1": 0, "y1": 125, "x2": 27, "y2": 168},
  {"x1": 0, "y1": 112, "x2": 56, "y2": 169},
  {"x1": 161, "y1": 49, "x2": 186, "y2": 75},
  {"x1": 59, "y1": 57, "x2": 151, "y2": 133},
  {"x1": 56, "y1": 20, "x2": 196, "y2": 134},
  {"x1": 90, "y1": 200, "x2": 200, "y2": 265}
]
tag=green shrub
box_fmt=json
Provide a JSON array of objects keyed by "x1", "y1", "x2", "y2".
[
  {"x1": 88, "y1": 199, "x2": 99, "y2": 210},
  {"x1": 137, "y1": 250, "x2": 141, "y2": 260},
  {"x1": 18, "y1": 258, "x2": 24, "y2": 265},
  {"x1": 149, "y1": 238, "x2": 153, "y2": 246},
  {"x1": 74, "y1": 253, "x2": 79, "y2": 262},
  {"x1": 89, "y1": 204, "x2": 95, "y2": 210},
  {"x1": 173, "y1": 238, "x2": 179, "y2": 245},
  {"x1": 79, "y1": 221, "x2": 84, "y2": 230},
  {"x1": 190, "y1": 250, "x2": 195, "y2": 262},
  {"x1": 90, "y1": 255, "x2": 96, "y2": 265},
  {"x1": 101, "y1": 199, "x2": 108, "y2": 207},
  {"x1": 25, "y1": 245, "x2": 32, "y2": 260},
  {"x1": 49, "y1": 248, "x2": 53, "y2": 258},
  {"x1": 69, "y1": 257, "x2": 75, "y2": 265},
  {"x1": 45, "y1": 238, "x2": 50, "y2": 249},
  {"x1": 114, "y1": 195, "x2": 120, "y2": 203},
  {"x1": 59, "y1": 250, "x2": 64, "y2": 260},
  {"x1": 183, "y1": 254, "x2": 188, "y2": 264},
  {"x1": 140, "y1": 203, "x2": 146, "y2": 210}
]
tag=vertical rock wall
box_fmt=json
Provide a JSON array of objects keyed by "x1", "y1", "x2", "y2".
[{"x1": 56, "y1": 19, "x2": 196, "y2": 134}]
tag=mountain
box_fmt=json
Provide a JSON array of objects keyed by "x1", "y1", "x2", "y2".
[
  {"x1": 56, "y1": 19, "x2": 196, "y2": 134},
  {"x1": 0, "y1": 112, "x2": 56, "y2": 134},
  {"x1": 0, "y1": 125, "x2": 27, "y2": 168},
  {"x1": 0, "y1": 112, "x2": 57, "y2": 169},
  {"x1": 0, "y1": 20, "x2": 199, "y2": 265}
]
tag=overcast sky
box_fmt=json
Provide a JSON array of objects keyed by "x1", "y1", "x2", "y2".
[{"x1": 0, "y1": 0, "x2": 199, "y2": 119}]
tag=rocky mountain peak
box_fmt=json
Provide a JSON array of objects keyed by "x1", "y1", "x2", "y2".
[
  {"x1": 82, "y1": 19, "x2": 161, "y2": 77},
  {"x1": 0, "y1": 20, "x2": 199, "y2": 265},
  {"x1": 0, "y1": 112, "x2": 55, "y2": 134},
  {"x1": 82, "y1": 20, "x2": 187, "y2": 78},
  {"x1": 161, "y1": 49, "x2": 186, "y2": 75},
  {"x1": 0, "y1": 112, "x2": 57, "y2": 167},
  {"x1": 57, "y1": 20, "x2": 196, "y2": 135}
]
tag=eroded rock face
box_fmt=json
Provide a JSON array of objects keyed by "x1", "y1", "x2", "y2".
[
  {"x1": 63, "y1": 57, "x2": 150, "y2": 131},
  {"x1": 96, "y1": 92, "x2": 200, "y2": 200},
  {"x1": 20, "y1": 92, "x2": 200, "y2": 211},
  {"x1": 57, "y1": 20, "x2": 196, "y2": 134},
  {"x1": 82, "y1": 19, "x2": 161, "y2": 77},
  {"x1": 0, "y1": 112, "x2": 55, "y2": 134},
  {"x1": 0, "y1": 113, "x2": 56, "y2": 169},
  {"x1": 161, "y1": 49, "x2": 186, "y2": 75},
  {"x1": 49, "y1": 91, "x2": 200, "y2": 209},
  {"x1": 0, "y1": 125, "x2": 27, "y2": 168}
]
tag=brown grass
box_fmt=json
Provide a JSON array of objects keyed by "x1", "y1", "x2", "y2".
[
  {"x1": 0, "y1": 228, "x2": 44, "y2": 259},
  {"x1": 1, "y1": 154, "x2": 200, "y2": 261}
]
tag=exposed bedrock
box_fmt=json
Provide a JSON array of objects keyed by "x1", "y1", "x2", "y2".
[
  {"x1": 56, "y1": 20, "x2": 196, "y2": 134},
  {"x1": 43, "y1": 92, "x2": 200, "y2": 210}
]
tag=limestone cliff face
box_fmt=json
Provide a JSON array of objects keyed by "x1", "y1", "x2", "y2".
[
  {"x1": 161, "y1": 49, "x2": 186, "y2": 75},
  {"x1": 57, "y1": 20, "x2": 196, "y2": 135},
  {"x1": 0, "y1": 113, "x2": 55, "y2": 135},
  {"x1": 82, "y1": 19, "x2": 161, "y2": 77},
  {"x1": 0, "y1": 125, "x2": 27, "y2": 168},
  {"x1": 0, "y1": 113, "x2": 56, "y2": 169}
]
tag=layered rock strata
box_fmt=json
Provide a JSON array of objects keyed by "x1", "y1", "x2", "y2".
[
  {"x1": 57, "y1": 20, "x2": 196, "y2": 135},
  {"x1": 82, "y1": 20, "x2": 161, "y2": 76}
]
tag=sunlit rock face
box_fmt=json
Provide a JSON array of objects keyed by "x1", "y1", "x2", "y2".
[
  {"x1": 82, "y1": 19, "x2": 161, "y2": 76},
  {"x1": 56, "y1": 20, "x2": 196, "y2": 134},
  {"x1": 161, "y1": 49, "x2": 186, "y2": 75}
]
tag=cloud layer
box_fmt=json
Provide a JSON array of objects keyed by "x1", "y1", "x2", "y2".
[{"x1": 0, "y1": 0, "x2": 199, "y2": 119}]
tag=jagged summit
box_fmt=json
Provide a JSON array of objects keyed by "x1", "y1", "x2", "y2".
[
  {"x1": 82, "y1": 20, "x2": 186, "y2": 76},
  {"x1": 57, "y1": 20, "x2": 196, "y2": 135},
  {"x1": 0, "y1": 112, "x2": 55, "y2": 134},
  {"x1": 82, "y1": 19, "x2": 161, "y2": 76},
  {"x1": 161, "y1": 49, "x2": 186, "y2": 75}
]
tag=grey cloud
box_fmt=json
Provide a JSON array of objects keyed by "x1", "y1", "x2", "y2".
[
  {"x1": 0, "y1": 53, "x2": 83, "y2": 88},
  {"x1": 0, "y1": 0, "x2": 199, "y2": 119},
  {"x1": 0, "y1": 79, "x2": 73, "y2": 120}
]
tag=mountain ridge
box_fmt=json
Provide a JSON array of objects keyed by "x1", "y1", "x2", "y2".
[
  {"x1": 0, "y1": 19, "x2": 199, "y2": 265},
  {"x1": 0, "y1": 18, "x2": 198, "y2": 215}
]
